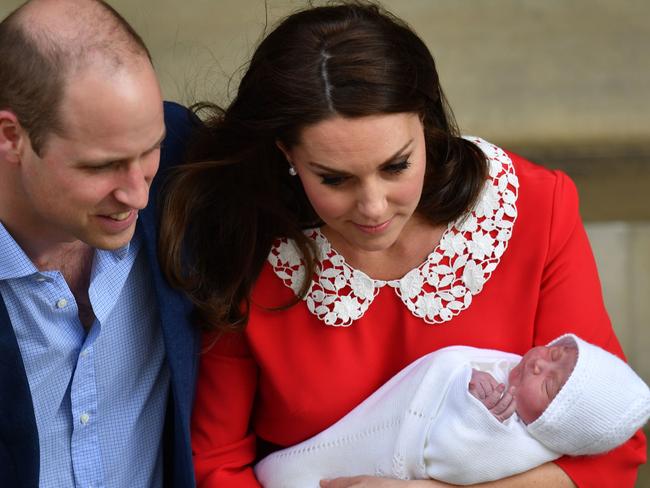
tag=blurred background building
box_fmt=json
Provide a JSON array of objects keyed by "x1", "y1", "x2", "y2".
[{"x1": 2, "y1": 0, "x2": 648, "y2": 484}]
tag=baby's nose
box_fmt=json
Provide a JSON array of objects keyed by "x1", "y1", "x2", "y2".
[{"x1": 531, "y1": 357, "x2": 550, "y2": 374}]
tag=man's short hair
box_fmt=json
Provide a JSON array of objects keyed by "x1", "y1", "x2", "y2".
[{"x1": 0, "y1": 0, "x2": 152, "y2": 155}]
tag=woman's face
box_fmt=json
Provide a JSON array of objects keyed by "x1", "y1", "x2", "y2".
[{"x1": 279, "y1": 113, "x2": 427, "y2": 254}]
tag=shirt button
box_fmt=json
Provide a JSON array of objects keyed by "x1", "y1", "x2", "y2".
[
  {"x1": 35, "y1": 277, "x2": 46, "y2": 282},
  {"x1": 56, "y1": 298, "x2": 68, "y2": 309},
  {"x1": 80, "y1": 349, "x2": 89, "y2": 358},
  {"x1": 80, "y1": 413, "x2": 90, "y2": 425}
]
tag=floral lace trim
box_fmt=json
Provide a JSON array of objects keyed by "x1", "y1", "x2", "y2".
[{"x1": 267, "y1": 137, "x2": 519, "y2": 326}]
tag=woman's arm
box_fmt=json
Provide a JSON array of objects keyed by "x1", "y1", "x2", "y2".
[
  {"x1": 526, "y1": 169, "x2": 646, "y2": 486},
  {"x1": 192, "y1": 332, "x2": 262, "y2": 487},
  {"x1": 320, "y1": 462, "x2": 575, "y2": 487}
]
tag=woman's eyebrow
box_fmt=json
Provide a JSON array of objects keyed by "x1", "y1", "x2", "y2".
[{"x1": 308, "y1": 139, "x2": 414, "y2": 174}]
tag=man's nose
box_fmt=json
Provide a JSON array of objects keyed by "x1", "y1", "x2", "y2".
[{"x1": 113, "y1": 161, "x2": 152, "y2": 209}]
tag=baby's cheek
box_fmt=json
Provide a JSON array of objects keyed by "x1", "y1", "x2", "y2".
[{"x1": 517, "y1": 388, "x2": 550, "y2": 424}]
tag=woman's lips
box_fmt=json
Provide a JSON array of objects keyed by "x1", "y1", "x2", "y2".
[{"x1": 353, "y1": 219, "x2": 392, "y2": 234}]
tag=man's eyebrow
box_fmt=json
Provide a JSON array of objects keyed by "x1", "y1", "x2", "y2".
[
  {"x1": 151, "y1": 130, "x2": 167, "y2": 150},
  {"x1": 81, "y1": 130, "x2": 166, "y2": 166},
  {"x1": 308, "y1": 139, "x2": 413, "y2": 174}
]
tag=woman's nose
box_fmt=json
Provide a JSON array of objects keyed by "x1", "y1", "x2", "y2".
[{"x1": 356, "y1": 181, "x2": 387, "y2": 220}]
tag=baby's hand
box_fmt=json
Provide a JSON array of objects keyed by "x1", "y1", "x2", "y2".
[{"x1": 469, "y1": 369, "x2": 516, "y2": 422}]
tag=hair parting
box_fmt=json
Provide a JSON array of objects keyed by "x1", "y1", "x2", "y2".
[{"x1": 159, "y1": 1, "x2": 488, "y2": 333}]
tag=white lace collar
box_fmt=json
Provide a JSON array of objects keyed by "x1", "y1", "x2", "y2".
[{"x1": 267, "y1": 137, "x2": 519, "y2": 327}]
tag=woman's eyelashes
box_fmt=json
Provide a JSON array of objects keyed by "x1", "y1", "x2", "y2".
[
  {"x1": 318, "y1": 159, "x2": 411, "y2": 187},
  {"x1": 319, "y1": 174, "x2": 348, "y2": 186},
  {"x1": 384, "y1": 159, "x2": 411, "y2": 174}
]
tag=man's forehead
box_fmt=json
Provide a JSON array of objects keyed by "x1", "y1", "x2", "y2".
[
  {"x1": 61, "y1": 60, "x2": 160, "y2": 122},
  {"x1": 42, "y1": 63, "x2": 163, "y2": 160}
]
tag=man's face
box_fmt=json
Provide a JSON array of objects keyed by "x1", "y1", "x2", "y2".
[
  {"x1": 17, "y1": 61, "x2": 165, "y2": 251},
  {"x1": 508, "y1": 345, "x2": 578, "y2": 424}
]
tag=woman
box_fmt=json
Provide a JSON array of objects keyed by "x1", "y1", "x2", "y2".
[{"x1": 160, "y1": 3, "x2": 646, "y2": 487}]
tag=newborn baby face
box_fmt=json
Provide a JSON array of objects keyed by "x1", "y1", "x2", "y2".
[{"x1": 508, "y1": 345, "x2": 578, "y2": 424}]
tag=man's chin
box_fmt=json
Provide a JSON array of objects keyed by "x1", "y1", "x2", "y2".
[{"x1": 84, "y1": 227, "x2": 137, "y2": 251}]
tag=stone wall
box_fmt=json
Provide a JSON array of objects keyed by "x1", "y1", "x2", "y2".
[{"x1": 2, "y1": 0, "x2": 648, "y2": 378}]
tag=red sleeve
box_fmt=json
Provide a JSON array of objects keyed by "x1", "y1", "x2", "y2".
[
  {"x1": 531, "y1": 171, "x2": 647, "y2": 487},
  {"x1": 191, "y1": 331, "x2": 262, "y2": 488}
]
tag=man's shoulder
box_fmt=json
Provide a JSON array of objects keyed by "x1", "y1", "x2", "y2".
[{"x1": 161, "y1": 101, "x2": 197, "y2": 171}]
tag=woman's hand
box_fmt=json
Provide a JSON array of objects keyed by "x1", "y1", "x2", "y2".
[
  {"x1": 318, "y1": 463, "x2": 575, "y2": 488},
  {"x1": 320, "y1": 477, "x2": 452, "y2": 488}
]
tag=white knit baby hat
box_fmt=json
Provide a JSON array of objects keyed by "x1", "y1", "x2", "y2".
[{"x1": 526, "y1": 333, "x2": 650, "y2": 455}]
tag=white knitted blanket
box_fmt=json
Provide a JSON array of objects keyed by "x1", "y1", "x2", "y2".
[{"x1": 254, "y1": 346, "x2": 560, "y2": 487}]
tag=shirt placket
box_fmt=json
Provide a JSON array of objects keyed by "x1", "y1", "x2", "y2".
[
  {"x1": 70, "y1": 340, "x2": 104, "y2": 488},
  {"x1": 49, "y1": 273, "x2": 105, "y2": 488}
]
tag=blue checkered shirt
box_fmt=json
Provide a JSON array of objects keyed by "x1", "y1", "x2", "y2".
[{"x1": 0, "y1": 223, "x2": 169, "y2": 488}]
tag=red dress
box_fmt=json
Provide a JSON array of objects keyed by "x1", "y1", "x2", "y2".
[{"x1": 192, "y1": 139, "x2": 647, "y2": 487}]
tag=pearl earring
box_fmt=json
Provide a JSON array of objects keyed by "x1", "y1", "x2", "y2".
[{"x1": 288, "y1": 165, "x2": 297, "y2": 176}]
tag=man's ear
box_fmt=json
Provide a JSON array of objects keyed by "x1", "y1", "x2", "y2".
[{"x1": 0, "y1": 110, "x2": 24, "y2": 164}]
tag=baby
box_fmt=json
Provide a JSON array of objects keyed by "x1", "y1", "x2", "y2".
[
  {"x1": 468, "y1": 338, "x2": 579, "y2": 424},
  {"x1": 255, "y1": 334, "x2": 650, "y2": 486}
]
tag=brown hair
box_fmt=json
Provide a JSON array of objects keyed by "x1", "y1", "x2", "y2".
[
  {"x1": 159, "y1": 1, "x2": 488, "y2": 332},
  {"x1": 0, "y1": 0, "x2": 152, "y2": 155}
]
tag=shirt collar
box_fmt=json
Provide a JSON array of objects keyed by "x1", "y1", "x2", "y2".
[
  {"x1": 0, "y1": 220, "x2": 138, "y2": 280},
  {"x1": 95, "y1": 238, "x2": 135, "y2": 263},
  {"x1": 0, "y1": 222, "x2": 39, "y2": 280}
]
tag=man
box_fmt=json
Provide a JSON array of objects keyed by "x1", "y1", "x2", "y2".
[{"x1": 0, "y1": 1, "x2": 197, "y2": 486}]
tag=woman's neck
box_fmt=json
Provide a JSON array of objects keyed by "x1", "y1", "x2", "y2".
[{"x1": 321, "y1": 216, "x2": 446, "y2": 281}]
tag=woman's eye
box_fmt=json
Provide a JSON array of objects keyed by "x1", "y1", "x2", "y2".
[
  {"x1": 384, "y1": 160, "x2": 410, "y2": 174},
  {"x1": 320, "y1": 175, "x2": 348, "y2": 186}
]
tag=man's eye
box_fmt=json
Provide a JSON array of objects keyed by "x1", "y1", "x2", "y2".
[
  {"x1": 85, "y1": 162, "x2": 117, "y2": 171},
  {"x1": 320, "y1": 175, "x2": 347, "y2": 186},
  {"x1": 384, "y1": 160, "x2": 410, "y2": 174},
  {"x1": 87, "y1": 165, "x2": 112, "y2": 171}
]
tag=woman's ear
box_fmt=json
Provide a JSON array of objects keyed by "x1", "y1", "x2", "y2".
[
  {"x1": 275, "y1": 140, "x2": 292, "y2": 163},
  {"x1": 0, "y1": 110, "x2": 23, "y2": 164}
]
